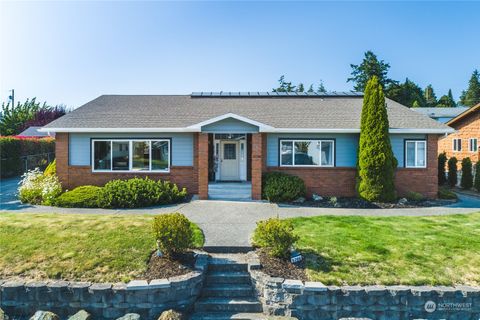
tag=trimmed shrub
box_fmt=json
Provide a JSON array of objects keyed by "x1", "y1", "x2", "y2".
[
  {"x1": 447, "y1": 157, "x2": 458, "y2": 187},
  {"x1": 18, "y1": 168, "x2": 62, "y2": 205},
  {"x1": 475, "y1": 162, "x2": 480, "y2": 192},
  {"x1": 461, "y1": 157, "x2": 473, "y2": 189},
  {"x1": 357, "y1": 76, "x2": 396, "y2": 202},
  {"x1": 438, "y1": 187, "x2": 458, "y2": 200},
  {"x1": 0, "y1": 136, "x2": 55, "y2": 178},
  {"x1": 99, "y1": 177, "x2": 187, "y2": 208},
  {"x1": 438, "y1": 152, "x2": 447, "y2": 185},
  {"x1": 252, "y1": 218, "x2": 299, "y2": 259},
  {"x1": 262, "y1": 172, "x2": 306, "y2": 203},
  {"x1": 152, "y1": 213, "x2": 195, "y2": 257},
  {"x1": 55, "y1": 185, "x2": 102, "y2": 208},
  {"x1": 406, "y1": 191, "x2": 425, "y2": 201},
  {"x1": 44, "y1": 159, "x2": 56, "y2": 176}
]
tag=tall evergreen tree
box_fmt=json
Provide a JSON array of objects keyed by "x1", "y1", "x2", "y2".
[
  {"x1": 348, "y1": 51, "x2": 397, "y2": 92},
  {"x1": 307, "y1": 84, "x2": 314, "y2": 93},
  {"x1": 460, "y1": 69, "x2": 480, "y2": 107},
  {"x1": 385, "y1": 78, "x2": 427, "y2": 108},
  {"x1": 424, "y1": 84, "x2": 437, "y2": 108},
  {"x1": 436, "y1": 90, "x2": 457, "y2": 108},
  {"x1": 317, "y1": 81, "x2": 327, "y2": 93},
  {"x1": 438, "y1": 152, "x2": 447, "y2": 185},
  {"x1": 273, "y1": 75, "x2": 296, "y2": 92},
  {"x1": 357, "y1": 76, "x2": 397, "y2": 202},
  {"x1": 297, "y1": 83, "x2": 305, "y2": 92},
  {"x1": 461, "y1": 158, "x2": 473, "y2": 189}
]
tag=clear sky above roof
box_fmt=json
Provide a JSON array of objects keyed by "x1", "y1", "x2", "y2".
[{"x1": 1, "y1": 1, "x2": 479, "y2": 108}]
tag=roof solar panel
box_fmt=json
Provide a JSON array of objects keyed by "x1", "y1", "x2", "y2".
[{"x1": 190, "y1": 91, "x2": 363, "y2": 98}]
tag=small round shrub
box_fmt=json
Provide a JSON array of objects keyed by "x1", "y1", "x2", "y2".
[
  {"x1": 252, "y1": 218, "x2": 299, "y2": 259},
  {"x1": 438, "y1": 187, "x2": 458, "y2": 200},
  {"x1": 44, "y1": 159, "x2": 56, "y2": 176},
  {"x1": 461, "y1": 157, "x2": 473, "y2": 189},
  {"x1": 447, "y1": 157, "x2": 458, "y2": 187},
  {"x1": 262, "y1": 172, "x2": 306, "y2": 203},
  {"x1": 18, "y1": 168, "x2": 62, "y2": 205},
  {"x1": 55, "y1": 185, "x2": 102, "y2": 208},
  {"x1": 406, "y1": 191, "x2": 425, "y2": 201},
  {"x1": 100, "y1": 177, "x2": 187, "y2": 208},
  {"x1": 438, "y1": 152, "x2": 447, "y2": 185},
  {"x1": 152, "y1": 213, "x2": 195, "y2": 257}
]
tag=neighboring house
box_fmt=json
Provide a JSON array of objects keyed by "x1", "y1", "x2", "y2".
[
  {"x1": 18, "y1": 126, "x2": 55, "y2": 138},
  {"x1": 40, "y1": 92, "x2": 453, "y2": 200},
  {"x1": 438, "y1": 103, "x2": 480, "y2": 166},
  {"x1": 412, "y1": 107, "x2": 468, "y2": 123}
]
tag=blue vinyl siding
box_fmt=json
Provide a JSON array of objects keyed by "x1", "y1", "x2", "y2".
[
  {"x1": 267, "y1": 133, "x2": 427, "y2": 168},
  {"x1": 69, "y1": 133, "x2": 194, "y2": 166},
  {"x1": 201, "y1": 118, "x2": 259, "y2": 133},
  {"x1": 266, "y1": 133, "x2": 359, "y2": 167}
]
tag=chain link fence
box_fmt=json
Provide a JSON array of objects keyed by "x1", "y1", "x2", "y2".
[{"x1": 1, "y1": 152, "x2": 55, "y2": 178}]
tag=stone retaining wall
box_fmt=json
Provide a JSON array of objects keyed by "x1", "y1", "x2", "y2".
[
  {"x1": 249, "y1": 263, "x2": 480, "y2": 320},
  {"x1": 0, "y1": 254, "x2": 208, "y2": 320}
]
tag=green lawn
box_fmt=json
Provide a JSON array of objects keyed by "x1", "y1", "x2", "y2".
[
  {"x1": 0, "y1": 213, "x2": 204, "y2": 283},
  {"x1": 290, "y1": 213, "x2": 480, "y2": 286}
]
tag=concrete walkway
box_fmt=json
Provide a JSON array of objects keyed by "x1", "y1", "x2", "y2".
[{"x1": 2, "y1": 177, "x2": 480, "y2": 249}]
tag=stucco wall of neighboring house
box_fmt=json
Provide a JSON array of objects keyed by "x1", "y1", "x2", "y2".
[
  {"x1": 438, "y1": 111, "x2": 480, "y2": 168},
  {"x1": 56, "y1": 133, "x2": 199, "y2": 193}
]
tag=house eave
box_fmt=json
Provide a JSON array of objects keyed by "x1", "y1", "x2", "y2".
[{"x1": 38, "y1": 127, "x2": 201, "y2": 133}]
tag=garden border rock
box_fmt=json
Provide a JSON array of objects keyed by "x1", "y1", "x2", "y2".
[
  {"x1": 246, "y1": 254, "x2": 480, "y2": 320},
  {"x1": 0, "y1": 253, "x2": 208, "y2": 320}
]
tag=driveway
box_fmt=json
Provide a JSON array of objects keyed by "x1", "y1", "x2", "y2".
[{"x1": 2, "y1": 177, "x2": 480, "y2": 249}]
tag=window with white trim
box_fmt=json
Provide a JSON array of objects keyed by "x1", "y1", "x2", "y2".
[
  {"x1": 280, "y1": 139, "x2": 334, "y2": 167},
  {"x1": 92, "y1": 139, "x2": 170, "y2": 172},
  {"x1": 405, "y1": 140, "x2": 426, "y2": 168},
  {"x1": 453, "y1": 138, "x2": 462, "y2": 152},
  {"x1": 469, "y1": 138, "x2": 478, "y2": 152}
]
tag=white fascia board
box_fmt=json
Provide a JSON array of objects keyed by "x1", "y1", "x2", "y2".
[
  {"x1": 37, "y1": 127, "x2": 200, "y2": 133},
  {"x1": 388, "y1": 128, "x2": 455, "y2": 134},
  {"x1": 187, "y1": 113, "x2": 274, "y2": 131},
  {"x1": 261, "y1": 128, "x2": 455, "y2": 134}
]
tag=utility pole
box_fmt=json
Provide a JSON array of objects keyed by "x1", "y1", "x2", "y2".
[{"x1": 9, "y1": 89, "x2": 14, "y2": 106}]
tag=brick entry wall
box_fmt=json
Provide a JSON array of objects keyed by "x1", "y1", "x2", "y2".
[{"x1": 55, "y1": 133, "x2": 199, "y2": 194}]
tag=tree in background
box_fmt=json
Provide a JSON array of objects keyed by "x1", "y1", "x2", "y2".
[
  {"x1": 273, "y1": 75, "x2": 327, "y2": 93},
  {"x1": 317, "y1": 81, "x2": 327, "y2": 93},
  {"x1": 474, "y1": 162, "x2": 480, "y2": 191},
  {"x1": 461, "y1": 158, "x2": 473, "y2": 189},
  {"x1": 447, "y1": 157, "x2": 458, "y2": 187},
  {"x1": 385, "y1": 78, "x2": 427, "y2": 108},
  {"x1": 436, "y1": 89, "x2": 457, "y2": 108},
  {"x1": 348, "y1": 51, "x2": 397, "y2": 92},
  {"x1": 424, "y1": 85, "x2": 437, "y2": 108},
  {"x1": 297, "y1": 83, "x2": 305, "y2": 92},
  {"x1": 460, "y1": 69, "x2": 480, "y2": 107},
  {"x1": 1, "y1": 98, "x2": 42, "y2": 136},
  {"x1": 357, "y1": 76, "x2": 396, "y2": 202},
  {"x1": 21, "y1": 105, "x2": 66, "y2": 132},
  {"x1": 438, "y1": 152, "x2": 447, "y2": 185}
]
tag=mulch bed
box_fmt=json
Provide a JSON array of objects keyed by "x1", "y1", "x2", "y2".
[
  {"x1": 288, "y1": 197, "x2": 456, "y2": 209},
  {"x1": 257, "y1": 249, "x2": 307, "y2": 282},
  {"x1": 144, "y1": 251, "x2": 196, "y2": 281}
]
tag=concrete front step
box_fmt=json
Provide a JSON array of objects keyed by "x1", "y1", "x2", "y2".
[
  {"x1": 206, "y1": 271, "x2": 251, "y2": 285},
  {"x1": 208, "y1": 262, "x2": 249, "y2": 273},
  {"x1": 202, "y1": 284, "x2": 253, "y2": 297},
  {"x1": 194, "y1": 298, "x2": 263, "y2": 313},
  {"x1": 190, "y1": 312, "x2": 267, "y2": 320}
]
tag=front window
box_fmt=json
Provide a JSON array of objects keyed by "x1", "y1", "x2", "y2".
[
  {"x1": 469, "y1": 138, "x2": 478, "y2": 152},
  {"x1": 280, "y1": 139, "x2": 334, "y2": 167},
  {"x1": 405, "y1": 140, "x2": 426, "y2": 168},
  {"x1": 92, "y1": 139, "x2": 170, "y2": 172},
  {"x1": 453, "y1": 138, "x2": 462, "y2": 152}
]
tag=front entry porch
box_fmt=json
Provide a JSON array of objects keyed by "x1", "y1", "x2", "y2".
[{"x1": 208, "y1": 182, "x2": 252, "y2": 201}]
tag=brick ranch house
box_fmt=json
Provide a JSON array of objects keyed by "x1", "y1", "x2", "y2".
[
  {"x1": 40, "y1": 92, "x2": 453, "y2": 200},
  {"x1": 439, "y1": 103, "x2": 480, "y2": 168}
]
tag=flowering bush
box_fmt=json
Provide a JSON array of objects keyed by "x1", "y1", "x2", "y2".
[{"x1": 18, "y1": 168, "x2": 62, "y2": 205}]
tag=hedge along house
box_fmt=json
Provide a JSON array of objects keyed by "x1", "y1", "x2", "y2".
[{"x1": 40, "y1": 92, "x2": 453, "y2": 200}]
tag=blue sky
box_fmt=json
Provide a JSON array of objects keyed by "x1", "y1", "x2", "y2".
[{"x1": 1, "y1": 1, "x2": 479, "y2": 108}]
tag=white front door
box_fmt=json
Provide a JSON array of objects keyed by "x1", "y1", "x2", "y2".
[{"x1": 220, "y1": 141, "x2": 240, "y2": 181}]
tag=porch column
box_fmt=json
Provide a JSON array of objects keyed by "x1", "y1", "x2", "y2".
[
  {"x1": 198, "y1": 133, "x2": 209, "y2": 200},
  {"x1": 251, "y1": 133, "x2": 265, "y2": 200}
]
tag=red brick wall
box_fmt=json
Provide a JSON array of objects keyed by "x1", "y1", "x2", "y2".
[
  {"x1": 438, "y1": 111, "x2": 480, "y2": 169},
  {"x1": 251, "y1": 133, "x2": 265, "y2": 200},
  {"x1": 198, "y1": 133, "x2": 209, "y2": 199},
  {"x1": 55, "y1": 132, "x2": 199, "y2": 194},
  {"x1": 266, "y1": 135, "x2": 439, "y2": 199}
]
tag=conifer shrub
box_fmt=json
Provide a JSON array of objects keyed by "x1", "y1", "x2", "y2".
[
  {"x1": 474, "y1": 162, "x2": 480, "y2": 192},
  {"x1": 252, "y1": 218, "x2": 299, "y2": 259},
  {"x1": 262, "y1": 172, "x2": 306, "y2": 203},
  {"x1": 55, "y1": 185, "x2": 102, "y2": 208},
  {"x1": 356, "y1": 76, "x2": 397, "y2": 202},
  {"x1": 437, "y1": 152, "x2": 447, "y2": 185},
  {"x1": 461, "y1": 157, "x2": 473, "y2": 189},
  {"x1": 152, "y1": 213, "x2": 195, "y2": 257},
  {"x1": 447, "y1": 157, "x2": 458, "y2": 187}
]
